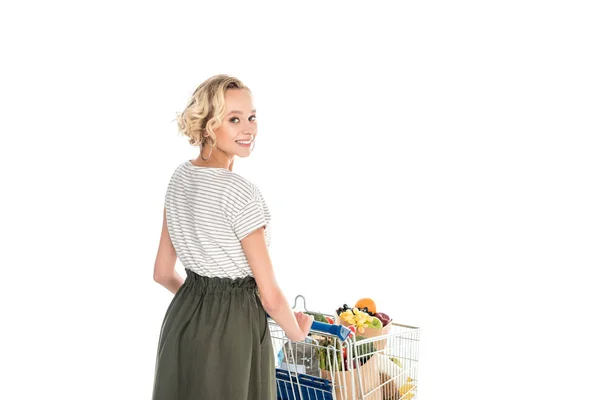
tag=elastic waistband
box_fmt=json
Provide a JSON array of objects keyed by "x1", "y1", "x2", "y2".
[{"x1": 184, "y1": 268, "x2": 258, "y2": 292}]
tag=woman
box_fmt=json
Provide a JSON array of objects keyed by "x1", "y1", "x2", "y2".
[{"x1": 151, "y1": 74, "x2": 313, "y2": 399}]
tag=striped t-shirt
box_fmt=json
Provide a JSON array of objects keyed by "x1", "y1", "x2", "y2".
[{"x1": 163, "y1": 160, "x2": 272, "y2": 279}]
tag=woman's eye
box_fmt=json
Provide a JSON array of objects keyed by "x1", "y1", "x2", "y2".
[{"x1": 230, "y1": 115, "x2": 257, "y2": 123}]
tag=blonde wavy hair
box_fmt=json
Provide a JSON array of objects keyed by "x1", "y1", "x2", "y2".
[{"x1": 175, "y1": 74, "x2": 251, "y2": 147}]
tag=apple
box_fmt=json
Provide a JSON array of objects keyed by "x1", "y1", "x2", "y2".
[{"x1": 375, "y1": 312, "x2": 391, "y2": 327}]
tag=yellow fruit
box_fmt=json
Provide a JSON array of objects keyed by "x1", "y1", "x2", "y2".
[{"x1": 399, "y1": 381, "x2": 415, "y2": 396}]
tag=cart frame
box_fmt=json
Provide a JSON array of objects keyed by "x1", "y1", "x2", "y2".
[{"x1": 269, "y1": 295, "x2": 420, "y2": 400}]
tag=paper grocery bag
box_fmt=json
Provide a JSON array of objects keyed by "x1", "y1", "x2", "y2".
[{"x1": 319, "y1": 353, "x2": 382, "y2": 400}]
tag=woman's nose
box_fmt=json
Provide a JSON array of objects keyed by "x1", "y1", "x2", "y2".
[{"x1": 242, "y1": 125, "x2": 255, "y2": 136}]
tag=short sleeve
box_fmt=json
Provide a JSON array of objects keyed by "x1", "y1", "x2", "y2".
[
  {"x1": 232, "y1": 199, "x2": 269, "y2": 241},
  {"x1": 163, "y1": 164, "x2": 181, "y2": 208}
]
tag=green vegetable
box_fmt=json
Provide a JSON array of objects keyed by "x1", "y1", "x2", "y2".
[
  {"x1": 316, "y1": 334, "x2": 376, "y2": 371},
  {"x1": 317, "y1": 335, "x2": 344, "y2": 371},
  {"x1": 390, "y1": 357, "x2": 403, "y2": 368},
  {"x1": 306, "y1": 312, "x2": 329, "y2": 324},
  {"x1": 352, "y1": 336, "x2": 376, "y2": 366}
]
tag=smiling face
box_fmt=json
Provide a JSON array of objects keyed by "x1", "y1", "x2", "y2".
[{"x1": 206, "y1": 88, "x2": 257, "y2": 159}]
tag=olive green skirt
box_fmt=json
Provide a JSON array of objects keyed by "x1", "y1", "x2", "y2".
[{"x1": 152, "y1": 269, "x2": 276, "y2": 399}]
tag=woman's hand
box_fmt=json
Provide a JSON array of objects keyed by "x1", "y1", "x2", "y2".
[{"x1": 294, "y1": 311, "x2": 314, "y2": 341}]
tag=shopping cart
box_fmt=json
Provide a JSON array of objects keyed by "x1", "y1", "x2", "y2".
[{"x1": 269, "y1": 295, "x2": 420, "y2": 400}]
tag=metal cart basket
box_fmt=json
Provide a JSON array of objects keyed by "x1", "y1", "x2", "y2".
[{"x1": 269, "y1": 296, "x2": 420, "y2": 400}]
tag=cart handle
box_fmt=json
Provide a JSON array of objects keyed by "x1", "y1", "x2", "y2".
[
  {"x1": 265, "y1": 295, "x2": 352, "y2": 341},
  {"x1": 290, "y1": 295, "x2": 351, "y2": 340},
  {"x1": 310, "y1": 320, "x2": 352, "y2": 341},
  {"x1": 266, "y1": 314, "x2": 351, "y2": 342}
]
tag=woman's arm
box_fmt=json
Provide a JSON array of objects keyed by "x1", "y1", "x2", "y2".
[
  {"x1": 153, "y1": 207, "x2": 184, "y2": 294},
  {"x1": 240, "y1": 228, "x2": 312, "y2": 342}
]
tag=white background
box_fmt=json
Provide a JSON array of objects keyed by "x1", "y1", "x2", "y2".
[{"x1": 1, "y1": 1, "x2": 599, "y2": 399}]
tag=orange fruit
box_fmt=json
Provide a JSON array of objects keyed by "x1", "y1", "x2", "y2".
[{"x1": 355, "y1": 298, "x2": 377, "y2": 314}]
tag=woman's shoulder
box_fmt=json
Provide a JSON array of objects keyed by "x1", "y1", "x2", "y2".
[
  {"x1": 222, "y1": 172, "x2": 263, "y2": 201},
  {"x1": 174, "y1": 160, "x2": 265, "y2": 203}
]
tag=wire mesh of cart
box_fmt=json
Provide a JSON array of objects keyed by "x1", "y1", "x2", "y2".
[{"x1": 269, "y1": 295, "x2": 420, "y2": 400}]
